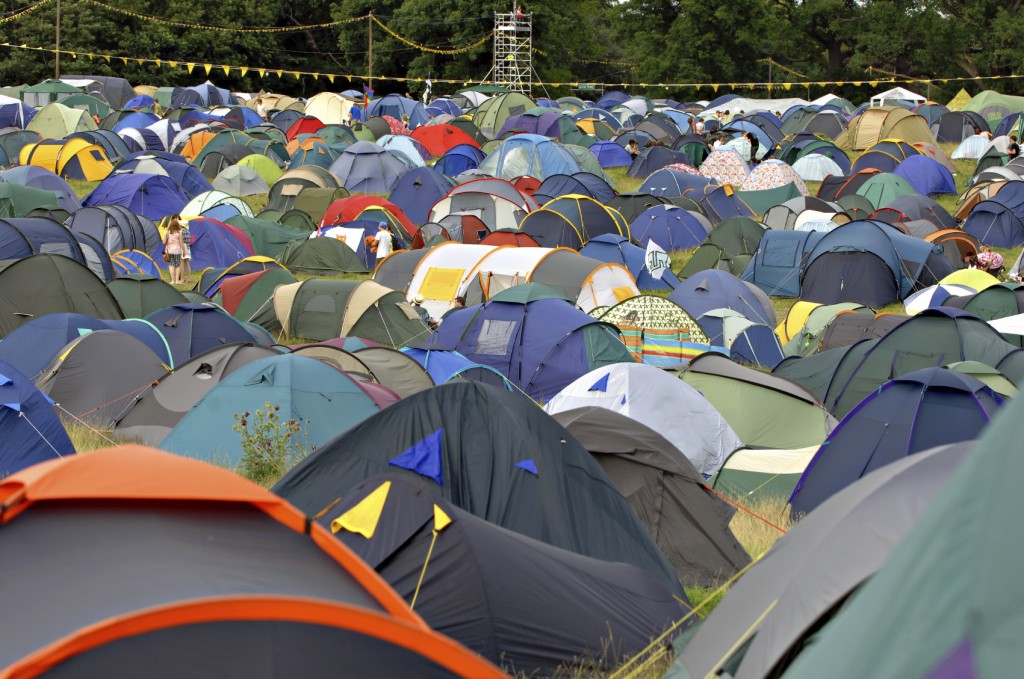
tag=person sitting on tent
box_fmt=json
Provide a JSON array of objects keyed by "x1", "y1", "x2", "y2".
[
  {"x1": 977, "y1": 246, "x2": 1004, "y2": 277},
  {"x1": 411, "y1": 294, "x2": 436, "y2": 329}
]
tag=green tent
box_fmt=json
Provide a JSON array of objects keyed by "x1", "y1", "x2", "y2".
[
  {"x1": 279, "y1": 237, "x2": 369, "y2": 276},
  {"x1": 709, "y1": 445, "x2": 818, "y2": 500},
  {"x1": 679, "y1": 352, "x2": 837, "y2": 449},
  {"x1": 211, "y1": 267, "x2": 299, "y2": 323},
  {"x1": 473, "y1": 92, "x2": 537, "y2": 139},
  {"x1": 962, "y1": 89, "x2": 1024, "y2": 129},
  {"x1": 854, "y1": 172, "x2": 918, "y2": 210},
  {"x1": 106, "y1": 274, "x2": 187, "y2": 318},
  {"x1": 236, "y1": 154, "x2": 284, "y2": 186},
  {"x1": 782, "y1": 392, "x2": 1024, "y2": 679},
  {"x1": 274, "y1": 279, "x2": 429, "y2": 347},
  {"x1": 225, "y1": 215, "x2": 309, "y2": 259},
  {"x1": 60, "y1": 93, "x2": 112, "y2": 118},
  {"x1": 678, "y1": 216, "x2": 766, "y2": 278},
  {"x1": 27, "y1": 103, "x2": 97, "y2": 139},
  {"x1": 782, "y1": 303, "x2": 872, "y2": 357},
  {"x1": 0, "y1": 183, "x2": 61, "y2": 218},
  {"x1": 21, "y1": 79, "x2": 80, "y2": 107},
  {"x1": 736, "y1": 182, "x2": 803, "y2": 216}
]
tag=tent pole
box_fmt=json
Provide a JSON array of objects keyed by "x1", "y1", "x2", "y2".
[
  {"x1": 55, "y1": 0, "x2": 60, "y2": 79},
  {"x1": 368, "y1": 13, "x2": 373, "y2": 91}
]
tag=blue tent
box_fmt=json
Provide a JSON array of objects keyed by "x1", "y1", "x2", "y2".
[
  {"x1": 693, "y1": 184, "x2": 756, "y2": 224},
  {"x1": 159, "y1": 353, "x2": 384, "y2": 465},
  {"x1": 0, "y1": 166, "x2": 80, "y2": 212},
  {"x1": 0, "y1": 217, "x2": 84, "y2": 263},
  {"x1": 144, "y1": 303, "x2": 262, "y2": 365},
  {"x1": 570, "y1": 172, "x2": 617, "y2": 203},
  {"x1": 573, "y1": 108, "x2": 621, "y2": 129},
  {"x1": 435, "y1": 143, "x2": 485, "y2": 177},
  {"x1": 83, "y1": 173, "x2": 189, "y2": 221},
  {"x1": 0, "y1": 98, "x2": 36, "y2": 128},
  {"x1": 287, "y1": 140, "x2": 339, "y2": 171},
  {"x1": 589, "y1": 140, "x2": 633, "y2": 168},
  {"x1": 963, "y1": 192, "x2": 1024, "y2": 247},
  {"x1": 114, "y1": 152, "x2": 213, "y2": 199},
  {"x1": 123, "y1": 94, "x2": 155, "y2": 110},
  {"x1": 387, "y1": 166, "x2": 454, "y2": 225},
  {"x1": 790, "y1": 368, "x2": 1002, "y2": 517},
  {"x1": 367, "y1": 94, "x2": 430, "y2": 128},
  {"x1": 627, "y1": 146, "x2": 690, "y2": 179},
  {"x1": 329, "y1": 141, "x2": 410, "y2": 194},
  {"x1": 401, "y1": 347, "x2": 514, "y2": 389},
  {"x1": 695, "y1": 309, "x2": 785, "y2": 369},
  {"x1": 112, "y1": 111, "x2": 160, "y2": 133},
  {"x1": 630, "y1": 204, "x2": 710, "y2": 251},
  {"x1": 0, "y1": 358, "x2": 74, "y2": 477},
  {"x1": 580, "y1": 234, "x2": 680, "y2": 290},
  {"x1": 639, "y1": 168, "x2": 713, "y2": 199},
  {"x1": 740, "y1": 229, "x2": 826, "y2": 297},
  {"x1": 112, "y1": 250, "x2": 161, "y2": 276},
  {"x1": 596, "y1": 91, "x2": 630, "y2": 110},
  {"x1": 533, "y1": 173, "x2": 616, "y2": 205},
  {"x1": 477, "y1": 134, "x2": 582, "y2": 181},
  {"x1": 426, "y1": 285, "x2": 634, "y2": 401},
  {"x1": 158, "y1": 217, "x2": 252, "y2": 270},
  {"x1": 171, "y1": 81, "x2": 237, "y2": 108},
  {"x1": 669, "y1": 269, "x2": 776, "y2": 326},
  {"x1": 801, "y1": 220, "x2": 950, "y2": 306},
  {"x1": 0, "y1": 313, "x2": 171, "y2": 378},
  {"x1": 377, "y1": 134, "x2": 430, "y2": 167},
  {"x1": 893, "y1": 155, "x2": 956, "y2": 195},
  {"x1": 426, "y1": 99, "x2": 462, "y2": 117}
]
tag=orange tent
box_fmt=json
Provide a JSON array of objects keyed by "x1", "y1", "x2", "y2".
[
  {"x1": 178, "y1": 130, "x2": 217, "y2": 161},
  {"x1": 411, "y1": 123, "x2": 481, "y2": 156},
  {"x1": 0, "y1": 446, "x2": 505, "y2": 678}
]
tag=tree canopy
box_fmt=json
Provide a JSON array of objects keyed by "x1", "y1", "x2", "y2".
[{"x1": 0, "y1": 0, "x2": 1019, "y2": 101}]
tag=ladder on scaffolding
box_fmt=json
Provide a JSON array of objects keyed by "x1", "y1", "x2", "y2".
[{"x1": 492, "y1": 12, "x2": 532, "y2": 94}]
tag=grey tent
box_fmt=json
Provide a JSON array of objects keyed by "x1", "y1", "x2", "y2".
[
  {"x1": 212, "y1": 164, "x2": 271, "y2": 197},
  {"x1": 273, "y1": 381, "x2": 686, "y2": 597},
  {"x1": 551, "y1": 406, "x2": 749, "y2": 587},
  {"x1": 670, "y1": 442, "x2": 972, "y2": 679},
  {"x1": 372, "y1": 249, "x2": 429, "y2": 292},
  {"x1": 349, "y1": 346, "x2": 435, "y2": 397},
  {"x1": 113, "y1": 343, "x2": 280, "y2": 444},
  {"x1": 327, "y1": 474, "x2": 687, "y2": 676},
  {"x1": 36, "y1": 329, "x2": 168, "y2": 427}
]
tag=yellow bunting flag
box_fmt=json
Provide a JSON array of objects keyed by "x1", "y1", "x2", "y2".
[
  {"x1": 203, "y1": 64, "x2": 213, "y2": 75},
  {"x1": 186, "y1": 63, "x2": 195, "y2": 74},
  {"x1": 239, "y1": 67, "x2": 247, "y2": 77},
  {"x1": 331, "y1": 481, "x2": 391, "y2": 538},
  {"x1": 257, "y1": 69, "x2": 266, "y2": 78},
  {"x1": 433, "y1": 504, "x2": 452, "y2": 532},
  {"x1": 222, "y1": 66, "x2": 231, "y2": 76},
  {"x1": 168, "y1": 61, "x2": 177, "y2": 68}
]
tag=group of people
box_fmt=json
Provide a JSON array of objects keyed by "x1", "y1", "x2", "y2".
[{"x1": 161, "y1": 214, "x2": 191, "y2": 285}]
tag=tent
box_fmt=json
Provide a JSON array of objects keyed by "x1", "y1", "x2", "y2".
[
  {"x1": 328, "y1": 141, "x2": 410, "y2": 194},
  {"x1": 629, "y1": 204, "x2": 710, "y2": 251},
  {"x1": 144, "y1": 303, "x2": 264, "y2": 365},
  {"x1": 0, "y1": 446, "x2": 500, "y2": 677},
  {"x1": 18, "y1": 137, "x2": 113, "y2": 181},
  {"x1": 279, "y1": 236, "x2": 369, "y2": 275},
  {"x1": 697, "y1": 308, "x2": 786, "y2": 368},
  {"x1": 36, "y1": 330, "x2": 169, "y2": 428},
  {"x1": 677, "y1": 216, "x2": 766, "y2": 278},
  {"x1": 327, "y1": 473, "x2": 687, "y2": 675},
  {"x1": 679, "y1": 352, "x2": 837, "y2": 449},
  {"x1": 107, "y1": 274, "x2": 187, "y2": 318},
  {"x1": 790, "y1": 368, "x2": 1001, "y2": 518},
  {"x1": 669, "y1": 269, "x2": 776, "y2": 327},
  {"x1": 272, "y1": 279, "x2": 430, "y2": 347},
  {"x1": 273, "y1": 381, "x2": 685, "y2": 597},
  {"x1": 477, "y1": 133, "x2": 581, "y2": 180},
  {"x1": 83, "y1": 173, "x2": 189, "y2": 221},
  {"x1": 0, "y1": 358, "x2": 75, "y2": 477},
  {"x1": 580, "y1": 233, "x2": 680, "y2": 290},
  {"x1": 593, "y1": 295, "x2": 713, "y2": 367},
  {"x1": 0, "y1": 254, "x2": 123, "y2": 338},
  {"x1": 0, "y1": 165, "x2": 80, "y2": 212},
  {"x1": 673, "y1": 442, "x2": 972, "y2": 679},
  {"x1": 835, "y1": 107, "x2": 934, "y2": 150},
  {"x1": 113, "y1": 343, "x2": 280, "y2": 445},
  {"x1": 212, "y1": 268, "x2": 299, "y2": 322},
  {"x1": 159, "y1": 354, "x2": 388, "y2": 466},
  {"x1": 426, "y1": 284, "x2": 635, "y2": 401},
  {"x1": 709, "y1": 445, "x2": 819, "y2": 501},
  {"x1": 544, "y1": 362, "x2": 742, "y2": 476}
]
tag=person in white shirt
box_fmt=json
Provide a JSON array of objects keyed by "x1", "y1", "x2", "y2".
[{"x1": 372, "y1": 222, "x2": 393, "y2": 261}]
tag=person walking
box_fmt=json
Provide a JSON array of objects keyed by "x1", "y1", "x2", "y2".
[
  {"x1": 372, "y1": 222, "x2": 393, "y2": 263},
  {"x1": 174, "y1": 215, "x2": 192, "y2": 284}
]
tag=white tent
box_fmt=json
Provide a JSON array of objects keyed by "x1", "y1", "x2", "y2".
[
  {"x1": 544, "y1": 362, "x2": 743, "y2": 475},
  {"x1": 870, "y1": 86, "x2": 926, "y2": 108}
]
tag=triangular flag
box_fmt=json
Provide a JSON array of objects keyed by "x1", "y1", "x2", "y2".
[
  {"x1": 852, "y1": 81, "x2": 861, "y2": 86},
  {"x1": 712, "y1": 84, "x2": 719, "y2": 93},
  {"x1": 589, "y1": 374, "x2": 609, "y2": 392},
  {"x1": 154, "y1": 59, "x2": 161, "y2": 67},
  {"x1": 783, "y1": 83, "x2": 792, "y2": 91},
  {"x1": 331, "y1": 481, "x2": 390, "y2": 537},
  {"x1": 515, "y1": 459, "x2": 538, "y2": 476},
  {"x1": 274, "y1": 70, "x2": 283, "y2": 78},
  {"x1": 222, "y1": 66, "x2": 231, "y2": 76},
  {"x1": 389, "y1": 428, "x2": 444, "y2": 486},
  {"x1": 327, "y1": 74, "x2": 335, "y2": 83},
  {"x1": 258, "y1": 68, "x2": 266, "y2": 78},
  {"x1": 239, "y1": 67, "x2": 247, "y2": 77},
  {"x1": 292, "y1": 71, "x2": 301, "y2": 79},
  {"x1": 186, "y1": 63, "x2": 196, "y2": 74},
  {"x1": 168, "y1": 61, "x2": 177, "y2": 68},
  {"x1": 433, "y1": 504, "x2": 452, "y2": 531},
  {"x1": 203, "y1": 64, "x2": 213, "y2": 75}
]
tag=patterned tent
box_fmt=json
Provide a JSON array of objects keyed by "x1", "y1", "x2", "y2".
[
  {"x1": 740, "y1": 159, "x2": 810, "y2": 194},
  {"x1": 593, "y1": 295, "x2": 713, "y2": 367},
  {"x1": 699, "y1": 149, "x2": 751, "y2": 186},
  {"x1": 663, "y1": 162, "x2": 701, "y2": 175}
]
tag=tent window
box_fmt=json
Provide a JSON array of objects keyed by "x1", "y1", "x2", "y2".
[{"x1": 475, "y1": 319, "x2": 516, "y2": 355}]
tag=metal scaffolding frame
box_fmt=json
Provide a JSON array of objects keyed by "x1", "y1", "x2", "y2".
[{"x1": 492, "y1": 12, "x2": 532, "y2": 94}]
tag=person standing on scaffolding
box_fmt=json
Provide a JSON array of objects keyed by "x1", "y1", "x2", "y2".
[{"x1": 515, "y1": 4, "x2": 524, "y2": 22}]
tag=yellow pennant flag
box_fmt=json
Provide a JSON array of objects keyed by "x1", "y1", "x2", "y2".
[
  {"x1": 239, "y1": 67, "x2": 247, "y2": 77},
  {"x1": 168, "y1": 61, "x2": 177, "y2": 68},
  {"x1": 222, "y1": 66, "x2": 231, "y2": 77},
  {"x1": 257, "y1": 69, "x2": 266, "y2": 78},
  {"x1": 836, "y1": 81, "x2": 844, "y2": 86},
  {"x1": 852, "y1": 82, "x2": 861, "y2": 86},
  {"x1": 869, "y1": 81, "x2": 878, "y2": 87},
  {"x1": 203, "y1": 64, "x2": 213, "y2": 75},
  {"x1": 783, "y1": 83, "x2": 792, "y2": 91},
  {"x1": 331, "y1": 481, "x2": 391, "y2": 538},
  {"x1": 154, "y1": 59, "x2": 161, "y2": 67},
  {"x1": 186, "y1": 63, "x2": 196, "y2": 74},
  {"x1": 327, "y1": 74, "x2": 335, "y2": 83},
  {"x1": 433, "y1": 504, "x2": 452, "y2": 532},
  {"x1": 712, "y1": 84, "x2": 719, "y2": 93},
  {"x1": 291, "y1": 71, "x2": 301, "y2": 79},
  {"x1": 119, "y1": 57, "x2": 127, "y2": 64},
  {"x1": 274, "y1": 70, "x2": 283, "y2": 78}
]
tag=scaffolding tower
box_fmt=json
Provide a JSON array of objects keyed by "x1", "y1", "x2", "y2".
[{"x1": 492, "y1": 12, "x2": 532, "y2": 94}]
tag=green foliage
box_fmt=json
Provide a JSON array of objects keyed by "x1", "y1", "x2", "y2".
[{"x1": 233, "y1": 402, "x2": 311, "y2": 486}]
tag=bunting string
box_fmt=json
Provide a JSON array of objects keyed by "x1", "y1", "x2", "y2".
[
  {"x1": 371, "y1": 16, "x2": 490, "y2": 55},
  {"x1": 0, "y1": 0, "x2": 55, "y2": 25},
  {"x1": 79, "y1": 0, "x2": 368, "y2": 33}
]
